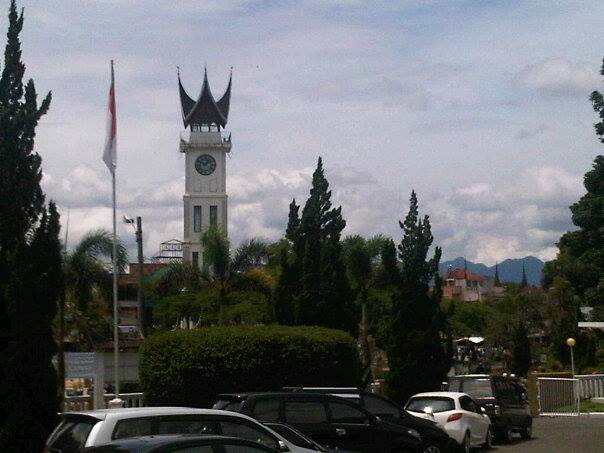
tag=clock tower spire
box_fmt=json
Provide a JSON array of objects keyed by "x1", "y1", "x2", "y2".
[{"x1": 178, "y1": 68, "x2": 232, "y2": 268}]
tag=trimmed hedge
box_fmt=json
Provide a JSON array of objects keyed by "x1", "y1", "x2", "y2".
[{"x1": 140, "y1": 325, "x2": 361, "y2": 408}]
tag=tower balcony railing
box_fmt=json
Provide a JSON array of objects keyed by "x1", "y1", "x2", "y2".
[{"x1": 179, "y1": 127, "x2": 232, "y2": 151}]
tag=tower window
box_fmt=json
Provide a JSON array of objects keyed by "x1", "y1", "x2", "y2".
[
  {"x1": 193, "y1": 206, "x2": 202, "y2": 232},
  {"x1": 210, "y1": 205, "x2": 218, "y2": 226},
  {"x1": 192, "y1": 251, "x2": 199, "y2": 269}
]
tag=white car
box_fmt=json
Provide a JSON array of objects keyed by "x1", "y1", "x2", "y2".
[
  {"x1": 44, "y1": 407, "x2": 321, "y2": 453},
  {"x1": 405, "y1": 392, "x2": 492, "y2": 452}
]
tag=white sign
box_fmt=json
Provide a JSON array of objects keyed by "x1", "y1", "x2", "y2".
[{"x1": 65, "y1": 352, "x2": 96, "y2": 379}]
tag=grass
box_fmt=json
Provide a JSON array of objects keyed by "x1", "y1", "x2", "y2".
[{"x1": 557, "y1": 400, "x2": 604, "y2": 413}]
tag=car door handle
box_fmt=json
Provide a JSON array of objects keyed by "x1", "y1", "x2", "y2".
[{"x1": 336, "y1": 428, "x2": 347, "y2": 436}]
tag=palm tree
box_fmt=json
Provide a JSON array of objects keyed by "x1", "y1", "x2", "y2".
[
  {"x1": 57, "y1": 229, "x2": 127, "y2": 397},
  {"x1": 201, "y1": 226, "x2": 232, "y2": 325}
]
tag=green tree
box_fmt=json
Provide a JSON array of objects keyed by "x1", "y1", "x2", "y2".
[
  {"x1": 0, "y1": 2, "x2": 58, "y2": 449},
  {"x1": 342, "y1": 235, "x2": 373, "y2": 381},
  {"x1": 201, "y1": 225, "x2": 232, "y2": 325},
  {"x1": 511, "y1": 322, "x2": 531, "y2": 377},
  {"x1": 385, "y1": 191, "x2": 450, "y2": 404},
  {"x1": 274, "y1": 200, "x2": 301, "y2": 325},
  {"x1": 275, "y1": 158, "x2": 356, "y2": 332},
  {"x1": 62, "y1": 229, "x2": 127, "y2": 351}
]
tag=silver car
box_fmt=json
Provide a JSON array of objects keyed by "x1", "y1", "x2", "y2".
[{"x1": 45, "y1": 407, "x2": 322, "y2": 453}]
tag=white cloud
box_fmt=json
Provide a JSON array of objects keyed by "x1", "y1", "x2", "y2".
[{"x1": 514, "y1": 58, "x2": 601, "y2": 97}]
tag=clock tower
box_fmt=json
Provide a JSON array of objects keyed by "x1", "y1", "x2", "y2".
[{"x1": 178, "y1": 68, "x2": 232, "y2": 268}]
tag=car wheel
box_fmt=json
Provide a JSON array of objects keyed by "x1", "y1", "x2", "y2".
[
  {"x1": 520, "y1": 421, "x2": 533, "y2": 440},
  {"x1": 459, "y1": 432, "x2": 471, "y2": 453},
  {"x1": 422, "y1": 445, "x2": 441, "y2": 453},
  {"x1": 503, "y1": 425, "x2": 514, "y2": 444},
  {"x1": 482, "y1": 427, "x2": 493, "y2": 450}
]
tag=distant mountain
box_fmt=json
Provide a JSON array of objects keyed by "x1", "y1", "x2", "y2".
[{"x1": 439, "y1": 256, "x2": 545, "y2": 287}]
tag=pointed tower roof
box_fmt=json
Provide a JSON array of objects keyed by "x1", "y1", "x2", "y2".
[
  {"x1": 494, "y1": 262, "x2": 501, "y2": 287},
  {"x1": 178, "y1": 67, "x2": 231, "y2": 129},
  {"x1": 520, "y1": 262, "x2": 528, "y2": 288}
]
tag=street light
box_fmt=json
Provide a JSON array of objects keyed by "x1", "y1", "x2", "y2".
[
  {"x1": 566, "y1": 337, "x2": 576, "y2": 377},
  {"x1": 124, "y1": 215, "x2": 145, "y2": 337}
]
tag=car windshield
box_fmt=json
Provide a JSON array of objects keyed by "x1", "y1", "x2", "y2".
[
  {"x1": 461, "y1": 379, "x2": 493, "y2": 399},
  {"x1": 406, "y1": 397, "x2": 455, "y2": 413}
]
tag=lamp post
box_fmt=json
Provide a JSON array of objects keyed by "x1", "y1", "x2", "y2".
[
  {"x1": 566, "y1": 337, "x2": 576, "y2": 377},
  {"x1": 124, "y1": 216, "x2": 145, "y2": 337}
]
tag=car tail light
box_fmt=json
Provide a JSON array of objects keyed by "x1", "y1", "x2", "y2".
[
  {"x1": 41, "y1": 448, "x2": 50, "y2": 453},
  {"x1": 446, "y1": 412, "x2": 463, "y2": 422}
]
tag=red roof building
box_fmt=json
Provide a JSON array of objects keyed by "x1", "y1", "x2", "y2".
[{"x1": 442, "y1": 267, "x2": 498, "y2": 302}]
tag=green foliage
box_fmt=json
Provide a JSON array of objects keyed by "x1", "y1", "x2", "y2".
[
  {"x1": 140, "y1": 325, "x2": 361, "y2": 408},
  {"x1": 274, "y1": 158, "x2": 356, "y2": 333},
  {"x1": 443, "y1": 300, "x2": 490, "y2": 337},
  {"x1": 511, "y1": 322, "x2": 531, "y2": 377},
  {"x1": 385, "y1": 191, "x2": 450, "y2": 404},
  {"x1": 232, "y1": 238, "x2": 269, "y2": 272},
  {"x1": 0, "y1": 3, "x2": 59, "y2": 449},
  {"x1": 590, "y1": 59, "x2": 604, "y2": 142}
]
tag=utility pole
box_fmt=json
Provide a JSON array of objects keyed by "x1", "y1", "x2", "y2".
[{"x1": 136, "y1": 216, "x2": 145, "y2": 337}]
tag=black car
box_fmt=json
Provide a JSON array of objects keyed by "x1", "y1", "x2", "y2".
[
  {"x1": 445, "y1": 374, "x2": 532, "y2": 443},
  {"x1": 282, "y1": 387, "x2": 454, "y2": 453},
  {"x1": 83, "y1": 434, "x2": 280, "y2": 453},
  {"x1": 213, "y1": 392, "x2": 422, "y2": 453}
]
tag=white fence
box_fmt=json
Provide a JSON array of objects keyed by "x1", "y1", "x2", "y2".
[
  {"x1": 576, "y1": 374, "x2": 604, "y2": 399},
  {"x1": 538, "y1": 375, "x2": 604, "y2": 416},
  {"x1": 63, "y1": 393, "x2": 145, "y2": 412},
  {"x1": 538, "y1": 377, "x2": 579, "y2": 416}
]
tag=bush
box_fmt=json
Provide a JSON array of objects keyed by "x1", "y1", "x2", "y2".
[{"x1": 140, "y1": 325, "x2": 361, "y2": 407}]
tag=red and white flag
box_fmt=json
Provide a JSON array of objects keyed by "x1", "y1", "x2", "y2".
[{"x1": 103, "y1": 61, "x2": 117, "y2": 173}]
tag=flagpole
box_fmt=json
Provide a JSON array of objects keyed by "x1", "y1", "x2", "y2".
[{"x1": 108, "y1": 59, "x2": 122, "y2": 408}]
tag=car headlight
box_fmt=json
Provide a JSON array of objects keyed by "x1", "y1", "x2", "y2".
[{"x1": 406, "y1": 428, "x2": 421, "y2": 441}]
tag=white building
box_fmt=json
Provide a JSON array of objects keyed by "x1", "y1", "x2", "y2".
[{"x1": 178, "y1": 69, "x2": 232, "y2": 268}]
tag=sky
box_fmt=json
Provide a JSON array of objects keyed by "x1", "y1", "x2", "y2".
[{"x1": 5, "y1": 0, "x2": 604, "y2": 265}]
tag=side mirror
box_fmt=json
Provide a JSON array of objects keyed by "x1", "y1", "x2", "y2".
[
  {"x1": 277, "y1": 440, "x2": 290, "y2": 452},
  {"x1": 423, "y1": 407, "x2": 434, "y2": 417}
]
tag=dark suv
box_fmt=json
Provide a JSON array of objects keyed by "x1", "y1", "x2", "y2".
[
  {"x1": 445, "y1": 374, "x2": 532, "y2": 443},
  {"x1": 281, "y1": 387, "x2": 453, "y2": 453},
  {"x1": 214, "y1": 392, "x2": 423, "y2": 453}
]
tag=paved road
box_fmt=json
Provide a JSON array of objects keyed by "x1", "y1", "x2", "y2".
[{"x1": 491, "y1": 416, "x2": 604, "y2": 452}]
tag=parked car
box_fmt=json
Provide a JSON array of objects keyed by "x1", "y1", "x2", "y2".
[
  {"x1": 405, "y1": 392, "x2": 492, "y2": 452},
  {"x1": 82, "y1": 434, "x2": 280, "y2": 452},
  {"x1": 263, "y1": 422, "x2": 356, "y2": 453},
  {"x1": 44, "y1": 407, "x2": 322, "y2": 453},
  {"x1": 213, "y1": 392, "x2": 424, "y2": 453},
  {"x1": 282, "y1": 387, "x2": 454, "y2": 453},
  {"x1": 444, "y1": 374, "x2": 532, "y2": 443}
]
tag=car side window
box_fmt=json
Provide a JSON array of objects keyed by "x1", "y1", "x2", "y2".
[
  {"x1": 459, "y1": 396, "x2": 475, "y2": 412},
  {"x1": 112, "y1": 418, "x2": 153, "y2": 440},
  {"x1": 363, "y1": 394, "x2": 400, "y2": 418},
  {"x1": 157, "y1": 417, "x2": 218, "y2": 435},
  {"x1": 329, "y1": 401, "x2": 371, "y2": 424},
  {"x1": 219, "y1": 420, "x2": 280, "y2": 449},
  {"x1": 284, "y1": 401, "x2": 328, "y2": 424},
  {"x1": 252, "y1": 398, "x2": 281, "y2": 422}
]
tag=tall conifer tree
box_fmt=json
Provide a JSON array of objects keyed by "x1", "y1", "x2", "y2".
[
  {"x1": 0, "y1": 2, "x2": 58, "y2": 450},
  {"x1": 386, "y1": 191, "x2": 450, "y2": 403},
  {"x1": 274, "y1": 158, "x2": 355, "y2": 332}
]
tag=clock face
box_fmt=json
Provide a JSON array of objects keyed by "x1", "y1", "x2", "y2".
[{"x1": 195, "y1": 154, "x2": 216, "y2": 176}]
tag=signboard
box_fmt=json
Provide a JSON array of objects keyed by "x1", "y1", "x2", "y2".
[{"x1": 65, "y1": 352, "x2": 96, "y2": 379}]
